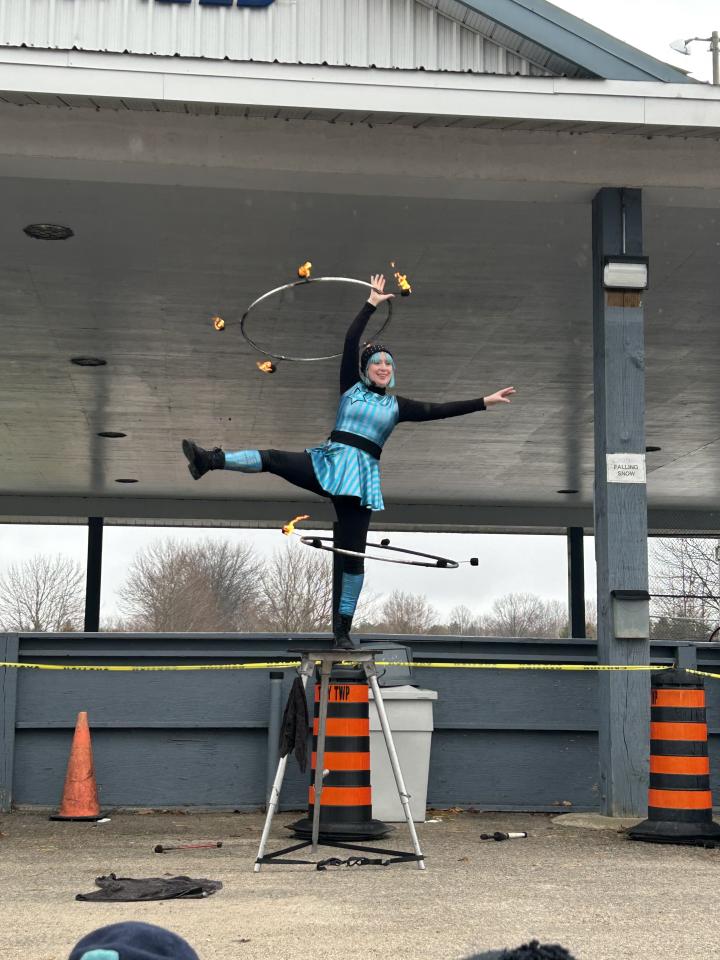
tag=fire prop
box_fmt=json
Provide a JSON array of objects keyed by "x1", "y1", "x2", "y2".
[
  {"x1": 300, "y1": 534, "x2": 468, "y2": 569},
  {"x1": 212, "y1": 316, "x2": 226, "y2": 331},
  {"x1": 297, "y1": 261, "x2": 313, "y2": 279},
  {"x1": 240, "y1": 277, "x2": 393, "y2": 363},
  {"x1": 256, "y1": 360, "x2": 277, "y2": 374},
  {"x1": 391, "y1": 262, "x2": 412, "y2": 297},
  {"x1": 282, "y1": 514, "x2": 311, "y2": 536}
]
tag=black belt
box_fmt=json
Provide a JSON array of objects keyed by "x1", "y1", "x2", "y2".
[{"x1": 329, "y1": 430, "x2": 382, "y2": 461}]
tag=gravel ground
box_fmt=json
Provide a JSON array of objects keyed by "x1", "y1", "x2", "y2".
[{"x1": 1, "y1": 808, "x2": 718, "y2": 960}]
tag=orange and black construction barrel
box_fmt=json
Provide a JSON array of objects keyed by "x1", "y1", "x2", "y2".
[
  {"x1": 288, "y1": 677, "x2": 391, "y2": 841},
  {"x1": 628, "y1": 668, "x2": 720, "y2": 846}
]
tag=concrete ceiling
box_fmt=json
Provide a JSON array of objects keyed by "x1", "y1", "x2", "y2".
[{"x1": 1, "y1": 172, "x2": 719, "y2": 531}]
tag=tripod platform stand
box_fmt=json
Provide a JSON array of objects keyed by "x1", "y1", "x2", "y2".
[{"x1": 254, "y1": 648, "x2": 426, "y2": 871}]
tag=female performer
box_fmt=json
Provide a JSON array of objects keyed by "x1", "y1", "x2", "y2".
[{"x1": 183, "y1": 274, "x2": 515, "y2": 649}]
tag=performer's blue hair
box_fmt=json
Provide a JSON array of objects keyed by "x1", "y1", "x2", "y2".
[{"x1": 360, "y1": 350, "x2": 395, "y2": 389}]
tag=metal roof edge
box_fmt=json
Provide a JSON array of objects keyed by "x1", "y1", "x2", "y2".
[{"x1": 454, "y1": 0, "x2": 696, "y2": 83}]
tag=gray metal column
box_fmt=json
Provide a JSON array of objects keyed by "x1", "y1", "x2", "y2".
[
  {"x1": 592, "y1": 188, "x2": 650, "y2": 817},
  {"x1": 0, "y1": 634, "x2": 19, "y2": 812},
  {"x1": 567, "y1": 527, "x2": 586, "y2": 639},
  {"x1": 84, "y1": 517, "x2": 103, "y2": 632}
]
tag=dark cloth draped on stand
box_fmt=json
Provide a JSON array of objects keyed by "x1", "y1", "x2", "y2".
[{"x1": 278, "y1": 676, "x2": 310, "y2": 772}]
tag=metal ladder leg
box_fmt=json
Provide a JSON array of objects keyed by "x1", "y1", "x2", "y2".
[
  {"x1": 364, "y1": 658, "x2": 426, "y2": 870},
  {"x1": 254, "y1": 655, "x2": 314, "y2": 872}
]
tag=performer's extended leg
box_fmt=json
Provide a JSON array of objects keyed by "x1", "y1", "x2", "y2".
[
  {"x1": 258, "y1": 450, "x2": 326, "y2": 498},
  {"x1": 182, "y1": 441, "x2": 325, "y2": 497},
  {"x1": 332, "y1": 496, "x2": 372, "y2": 649}
]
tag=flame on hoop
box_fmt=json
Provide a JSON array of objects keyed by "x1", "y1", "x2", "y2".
[
  {"x1": 390, "y1": 262, "x2": 412, "y2": 297},
  {"x1": 297, "y1": 261, "x2": 313, "y2": 279},
  {"x1": 212, "y1": 315, "x2": 226, "y2": 331},
  {"x1": 256, "y1": 360, "x2": 277, "y2": 374},
  {"x1": 282, "y1": 514, "x2": 311, "y2": 536}
]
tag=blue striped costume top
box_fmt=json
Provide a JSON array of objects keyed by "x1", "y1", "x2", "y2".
[
  {"x1": 307, "y1": 301, "x2": 487, "y2": 511},
  {"x1": 308, "y1": 382, "x2": 398, "y2": 510}
]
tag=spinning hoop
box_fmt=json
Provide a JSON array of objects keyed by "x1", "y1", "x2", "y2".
[
  {"x1": 240, "y1": 277, "x2": 393, "y2": 362},
  {"x1": 300, "y1": 535, "x2": 461, "y2": 569}
]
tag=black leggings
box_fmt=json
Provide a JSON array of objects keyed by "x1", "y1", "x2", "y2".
[{"x1": 260, "y1": 450, "x2": 371, "y2": 575}]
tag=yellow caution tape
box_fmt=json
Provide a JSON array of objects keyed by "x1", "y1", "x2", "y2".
[
  {"x1": 0, "y1": 660, "x2": 671, "y2": 673},
  {"x1": 0, "y1": 660, "x2": 302, "y2": 672},
  {"x1": 686, "y1": 668, "x2": 720, "y2": 681},
  {"x1": 385, "y1": 662, "x2": 667, "y2": 672}
]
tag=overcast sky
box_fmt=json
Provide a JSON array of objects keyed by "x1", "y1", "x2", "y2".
[
  {"x1": 557, "y1": 0, "x2": 717, "y2": 84},
  {"x1": 0, "y1": 2, "x2": 713, "y2": 625},
  {"x1": 0, "y1": 523, "x2": 597, "y2": 623}
]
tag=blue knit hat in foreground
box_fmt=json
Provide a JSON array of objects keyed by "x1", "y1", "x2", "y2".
[{"x1": 69, "y1": 922, "x2": 200, "y2": 960}]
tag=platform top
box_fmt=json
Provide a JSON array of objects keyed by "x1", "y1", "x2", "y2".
[{"x1": 288, "y1": 646, "x2": 398, "y2": 661}]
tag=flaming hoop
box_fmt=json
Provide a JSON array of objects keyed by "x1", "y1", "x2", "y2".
[
  {"x1": 280, "y1": 515, "x2": 477, "y2": 568},
  {"x1": 239, "y1": 277, "x2": 393, "y2": 363},
  {"x1": 300, "y1": 535, "x2": 465, "y2": 569}
]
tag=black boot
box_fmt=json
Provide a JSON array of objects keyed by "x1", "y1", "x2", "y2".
[
  {"x1": 333, "y1": 613, "x2": 359, "y2": 650},
  {"x1": 182, "y1": 439, "x2": 225, "y2": 480}
]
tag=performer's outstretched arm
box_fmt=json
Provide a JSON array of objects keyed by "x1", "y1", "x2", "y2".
[
  {"x1": 396, "y1": 387, "x2": 515, "y2": 422},
  {"x1": 339, "y1": 273, "x2": 394, "y2": 393},
  {"x1": 340, "y1": 302, "x2": 376, "y2": 393}
]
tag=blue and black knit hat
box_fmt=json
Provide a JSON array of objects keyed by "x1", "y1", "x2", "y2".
[
  {"x1": 359, "y1": 342, "x2": 395, "y2": 387},
  {"x1": 69, "y1": 922, "x2": 200, "y2": 960}
]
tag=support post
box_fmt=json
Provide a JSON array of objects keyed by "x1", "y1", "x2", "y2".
[
  {"x1": 592, "y1": 187, "x2": 650, "y2": 817},
  {"x1": 0, "y1": 634, "x2": 19, "y2": 812},
  {"x1": 84, "y1": 517, "x2": 103, "y2": 632},
  {"x1": 567, "y1": 527, "x2": 586, "y2": 639}
]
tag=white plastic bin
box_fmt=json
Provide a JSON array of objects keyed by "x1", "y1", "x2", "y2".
[{"x1": 369, "y1": 685, "x2": 438, "y2": 823}]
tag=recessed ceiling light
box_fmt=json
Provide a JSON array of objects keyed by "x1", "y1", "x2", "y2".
[
  {"x1": 23, "y1": 223, "x2": 74, "y2": 240},
  {"x1": 557, "y1": 489, "x2": 579, "y2": 495},
  {"x1": 97, "y1": 431, "x2": 127, "y2": 439},
  {"x1": 645, "y1": 445, "x2": 662, "y2": 453},
  {"x1": 115, "y1": 478, "x2": 138, "y2": 483},
  {"x1": 71, "y1": 357, "x2": 106, "y2": 367}
]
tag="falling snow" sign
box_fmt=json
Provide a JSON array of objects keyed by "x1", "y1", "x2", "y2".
[{"x1": 606, "y1": 453, "x2": 646, "y2": 484}]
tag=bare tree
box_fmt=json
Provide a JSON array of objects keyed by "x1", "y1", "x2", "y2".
[
  {"x1": 446, "y1": 604, "x2": 479, "y2": 635},
  {"x1": 584, "y1": 598, "x2": 597, "y2": 639},
  {"x1": 483, "y1": 592, "x2": 568, "y2": 638},
  {"x1": 0, "y1": 554, "x2": 84, "y2": 631},
  {"x1": 649, "y1": 538, "x2": 720, "y2": 639},
  {"x1": 375, "y1": 590, "x2": 440, "y2": 634},
  {"x1": 257, "y1": 544, "x2": 334, "y2": 632},
  {"x1": 119, "y1": 538, "x2": 262, "y2": 632}
]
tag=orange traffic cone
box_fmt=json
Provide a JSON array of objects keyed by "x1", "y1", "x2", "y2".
[{"x1": 49, "y1": 711, "x2": 104, "y2": 821}]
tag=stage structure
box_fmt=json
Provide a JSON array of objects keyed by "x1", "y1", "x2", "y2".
[{"x1": 1, "y1": 0, "x2": 720, "y2": 816}]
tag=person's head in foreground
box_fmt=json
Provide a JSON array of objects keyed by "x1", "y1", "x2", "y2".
[
  {"x1": 69, "y1": 921, "x2": 200, "y2": 960},
  {"x1": 467, "y1": 939, "x2": 577, "y2": 960}
]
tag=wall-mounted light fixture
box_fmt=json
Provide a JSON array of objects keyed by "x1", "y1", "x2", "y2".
[
  {"x1": 670, "y1": 32, "x2": 719, "y2": 85},
  {"x1": 603, "y1": 255, "x2": 649, "y2": 291}
]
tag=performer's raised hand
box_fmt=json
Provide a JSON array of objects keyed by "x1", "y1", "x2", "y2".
[
  {"x1": 367, "y1": 274, "x2": 395, "y2": 307},
  {"x1": 483, "y1": 387, "x2": 516, "y2": 407}
]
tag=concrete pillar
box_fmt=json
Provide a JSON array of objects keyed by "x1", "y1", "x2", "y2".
[{"x1": 592, "y1": 188, "x2": 650, "y2": 817}]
